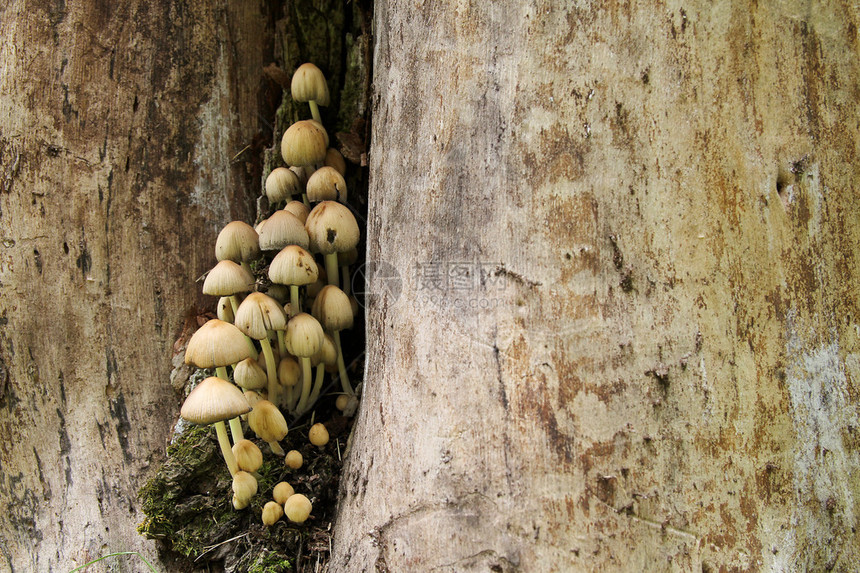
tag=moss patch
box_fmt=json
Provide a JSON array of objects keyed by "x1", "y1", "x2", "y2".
[{"x1": 139, "y1": 412, "x2": 352, "y2": 571}]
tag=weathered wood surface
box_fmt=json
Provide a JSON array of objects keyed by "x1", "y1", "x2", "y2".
[
  {"x1": 0, "y1": 0, "x2": 268, "y2": 570},
  {"x1": 332, "y1": 1, "x2": 860, "y2": 571}
]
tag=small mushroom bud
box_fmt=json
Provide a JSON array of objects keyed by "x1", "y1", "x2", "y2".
[
  {"x1": 273, "y1": 482, "x2": 295, "y2": 505},
  {"x1": 232, "y1": 471, "x2": 258, "y2": 505},
  {"x1": 285, "y1": 450, "x2": 303, "y2": 470},
  {"x1": 262, "y1": 500, "x2": 284, "y2": 526},
  {"x1": 284, "y1": 494, "x2": 312, "y2": 523},
  {"x1": 232, "y1": 439, "x2": 263, "y2": 474},
  {"x1": 308, "y1": 423, "x2": 329, "y2": 447},
  {"x1": 265, "y1": 167, "x2": 301, "y2": 205}
]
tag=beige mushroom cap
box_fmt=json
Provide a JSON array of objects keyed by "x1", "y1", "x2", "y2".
[
  {"x1": 284, "y1": 493, "x2": 313, "y2": 523},
  {"x1": 284, "y1": 200, "x2": 310, "y2": 224},
  {"x1": 285, "y1": 313, "x2": 324, "y2": 358},
  {"x1": 233, "y1": 357, "x2": 268, "y2": 391},
  {"x1": 232, "y1": 471, "x2": 258, "y2": 505},
  {"x1": 232, "y1": 439, "x2": 264, "y2": 473},
  {"x1": 305, "y1": 201, "x2": 360, "y2": 255},
  {"x1": 284, "y1": 449, "x2": 303, "y2": 470},
  {"x1": 325, "y1": 148, "x2": 346, "y2": 176},
  {"x1": 269, "y1": 245, "x2": 319, "y2": 287},
  {"x1": 291, "y1": 63, "x2": 330, "y2": 106},
  {"x1": 216, "y1": 221, "x2": 260, "y2": 263},
  {"x1": 281, "y1": 120, "x2": 327, "y2": 167},
  {"x1": 202, "y1": 260, "x2": 255, "y2": 297},
  {"x1": 185, "y1": 320, "x2": 252, "y2": 368},
  {"x1": 262, "y1": 500, "x2": 284, "y2": 526},
  {"x1": 311, "y1": 333, "x2": 337, "y2": 368},
  {"x1": 273, "y1": 481, "x2": 295, "y2": 505},
  {"x1": 306, "y1": 166, "x2": 347, "y2": 203},
  {"x1": 235, "y1": 292, "x2": 288, "y2": 340},
  {"x1": 278, "y1": 356, "x2": 301, "y2": 388},
  {"x1": 311, "y1": 285, "x2": 354, "y2": 332},
  {"x1": 248, "y1": 399, "x2": 289, "y2": 443},
  {"x1": 180, "y1": 377, "x2": 251, "y2": 424},
  {"x1": 258, "y1": 210, "x2": 310, "y2": 252},
  {"x1": 308, "y1": 423, "x2": 330, "y2": 447},
  {"x1": 265, "y1": 167, "x2": 301, "y2": 204}
]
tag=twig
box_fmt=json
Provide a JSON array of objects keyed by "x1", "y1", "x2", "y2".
[{"x1": 195, "y1": 532, "x2": 250, "y2": 561}]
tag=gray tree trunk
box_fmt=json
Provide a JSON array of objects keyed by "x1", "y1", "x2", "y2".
[
  {"x1": 0, "y1": 0, "x2": 266, "y2": 570},
  {"x1": 332, "y1": 1, "x2": 860, "y2": 571}
]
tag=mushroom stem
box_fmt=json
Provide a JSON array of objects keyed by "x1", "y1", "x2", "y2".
[
  {"x1": 296, "y1": 356, "x2": 313, "y2": 413},
  {"x1": 215, "y1": 421, "x2": 239, "y2": 476},
  {"x1": 333, "y1": 330, "x2": 354, "y2": 395},
  {"x1": 260, "y1": 336, "x2": 279, "y2": 405},
  {"x1": 308, "y1": 363, "x2": 325, "y2": 406},
  {"x1": 215, "y1": 366, "x2": 246, "y2": 442},
  {"x1": 277, "y1": 330, "x2": 288, "y2": 359},
  {"x1": 308, "y1": 100, "x2": 322, "y2": 123},
  {"x1": 268, "y1": 440, "x2": 286, "y2": 456},
  {"x1": 302, "y1": 193, "x2": 310, "y2": 208},
  {"x1": 290, "y1": 285, "x2": 301, "y2": 316},
  {"x1": 324, "y1": 253, "x2": 339, "y2": 288}
]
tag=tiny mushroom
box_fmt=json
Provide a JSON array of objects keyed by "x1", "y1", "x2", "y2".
[
  {"x1": 215, "y1": 221, "x2": 260, "y2": 271},
  {"x1": 232, "y1": 471, "x2": 258, "y2": 506},
  {"x1": 311, "y1": 285, "x2": 355, "y2": 396},
  {"x1": 235, "y1": 292, "x2": 288, "y2": 404},
  {"x1": 273, "y1": 481, "x2": 295, "y2": 505},
  {"x1": 284, "y1": 494, "x2": 313, "y2": 523},
  {"x1": 284, "y1": 449, "x2": 303, "y2": 470},
  {"x1": 308, "y1": 423, "x2": 329, "y2": 447},
  {"x1": 285, "y1": 312, "x2": 325, "y2": 413},
  {"x1": 306, "y1": 166, "x2": 347, "y2": 203},
  {"x1": 262, "y1": 500, "x2": 284, "y2": 526},
  {"x1": 269, "y1": 244, "x2": 319, "y2": 316}
]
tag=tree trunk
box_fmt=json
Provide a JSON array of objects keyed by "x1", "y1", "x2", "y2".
[
  {"x1": 332, "y1": 1, "x2": 860, "y2": 571},
  {"x1": 0, "y1": 0, "x2": 268, "y2": 570}
]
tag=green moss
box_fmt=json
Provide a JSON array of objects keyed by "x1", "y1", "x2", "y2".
[{"x1": 247, "y1": 550, "x2": 292, "y2": 573}]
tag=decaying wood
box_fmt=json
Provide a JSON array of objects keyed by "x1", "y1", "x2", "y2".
[
  {"x1": 332, "y1": 1, "x2": 860, "y2": 571},
  {"x1": 0, "y1": 1, "x2": 268, "y2": 570}
]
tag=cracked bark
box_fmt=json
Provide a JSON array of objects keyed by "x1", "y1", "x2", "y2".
[{"x1": 332, "y1": 1, "x2": 860, "y2": 571}]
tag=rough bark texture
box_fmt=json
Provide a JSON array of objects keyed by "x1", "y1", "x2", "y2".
[
  {"x1": 333, "y1": 1, "x2": 860, "y2": 571},
  {"x1": 0, "y1": 0, "x2": 268, "y2": 570}
]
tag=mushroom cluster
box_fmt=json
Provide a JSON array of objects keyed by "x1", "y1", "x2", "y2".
[{"x1": 177, "y1": 62, "x2": 362, "y2": 523}]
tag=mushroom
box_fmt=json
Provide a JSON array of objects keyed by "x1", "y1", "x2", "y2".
[
  {"x1": 311, "y1": 285, "x2": 355, "y2": 396},
  {"x1": 269, "y1": 244, "x2": 319, "y2": 317},
  {"x1": 257, "y1": 210, "x2": 310, "y2": 252},
  {"x1": 201, "y1": 262, "x2": 259, "y2": 359},
  {"x1": 273, "y1": 482, "x2": 295, "y2": 505},
  {"x1": 235, "y1": 292, "x2": 288, "y2": 404},
  {"x1": 265, "y1": 167, "x2": 301, "y2": 206},
  {"x1": 262, "y1": 500, "x2": 284, "y2": 526},
  {"x1": 215, "y1": 221, "x2": 260, "y2": 273},
  {"x1": 184, "y1": 319, "x2": 254, "y2": 440},
  {"x1": 232, "y1": 439, "x2": 264, "y2": 475},
  {"x1": 232, "y1": 357, "x2": 267, "y2": 392},
  {"x1": 285, "y1": 313, "x2": 325, "y2": 413},
  {"x1": 338, "y1": 247, "x2": 358, "y2": 295},
  {"x1": 307, "y1": 333, "x2": 337, "y2": 408},
  {"x1": 180, "y1": 376, "x2": 251, "y2": 476},
  {"x1": 308, "y1": 423, "x2": 329, "y2": 447},
  {"x1": 284, "y1": 494, "x2": 312, "y2": 523},
  {"x1": 305, "y1": 201, "x2": 360, "y2": 289},
  {"x1": 278, "y1": 355, "x2": 301, "y2": 412},
  {"x1": 284, "y1": 200, "x2": 310, "y2": 224},
  {"x1": 284, "y1": 449, "x2": 303, "y2": 470},
  {"x1": 291, "y1": 63, "x2": 330, "y2": 124},
  {"x1": 248, "y1": 399, "x2": 289, "y2": 456},
  {"x1": 325, "y1": 147, "x2": 346, "y2": 176},
  {"x1": 232, "y1": 471, "x2": 258, "y2": 506},
  {"x1": 281, "y1": 120, "x2": 328, "y2": 169},
  {"x1": 306, "y1": 166, "x2": 347, "y2": 203}
]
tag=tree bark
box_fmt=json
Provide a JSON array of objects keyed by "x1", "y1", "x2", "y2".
[
  {"x1": 0, "y1": 0, "x2": 268, "y2": 570},
  {"x1": 332, "y1": 1, "x2": 860, "y2": 571}
]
